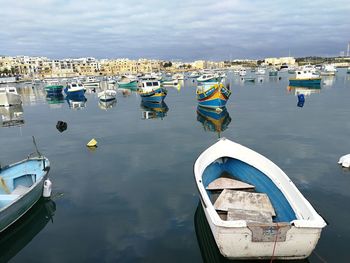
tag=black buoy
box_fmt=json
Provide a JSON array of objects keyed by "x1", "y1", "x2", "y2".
[{"x1": 56, "y1": 121, "x2": 67, "y2": 133}]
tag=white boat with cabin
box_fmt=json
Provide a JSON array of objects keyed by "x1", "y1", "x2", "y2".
[
  {"x1": 194, "y1": 138, "x2": 326, "y2": 260},
  {"x1": 0, "y1": 87, "x2": 22, "y2": 107},
  {"x1": 83, "y1": 76, "x2": 100, "y2": 88}
]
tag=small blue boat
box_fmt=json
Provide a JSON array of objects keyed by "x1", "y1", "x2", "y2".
[
  {"x1": 0, "y1": 152, "x2": 50, "y2": 232},
  {"x1": 139, "y1": 80, "x2": 167, "y2": 103},
  {"x1": 64, "y1": 82, "x2": 86, "y2": 98}
]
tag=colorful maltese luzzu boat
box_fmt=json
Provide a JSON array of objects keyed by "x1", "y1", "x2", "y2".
[
  {"x1": 196, "y1": 82, "x2": 231, "y2": 109},
  {"x1": 139, "y1": 80, "x2": 167, "y2": 103}
]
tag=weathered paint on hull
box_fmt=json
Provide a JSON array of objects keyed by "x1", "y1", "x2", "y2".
[{"x1": 201, "y1": 201, "x2": 321, "y2": 260}]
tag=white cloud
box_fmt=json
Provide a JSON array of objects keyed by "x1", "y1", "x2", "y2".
[{"x1": 0, "y1": 0, "x2": 349, "y2": 59}]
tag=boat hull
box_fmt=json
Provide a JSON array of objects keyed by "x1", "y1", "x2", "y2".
[
  {"x1": 45, "y1": 85, "x2": 63, "y2": 95},
  {"x1": 197, "y1": 84, "x2": 231, "y2": 109},
  {"x1": 140, "y1": 87, "x2": 167, "y2": 103},
  {"x1": 201, "y1": 200, "x2": 322, "y2": 260},
  {"x1": 117, "y1": 81, "x2": 138, "y2": 90},
  {"x1": 64, "y1": 87, "x2": 85, "y2": 98},
  {"x1": 0, "y1": 157, "x2": 50, "y2": 233},
  {"x1": 289, "y1": 78, "x2": 321, "y2": 87}
]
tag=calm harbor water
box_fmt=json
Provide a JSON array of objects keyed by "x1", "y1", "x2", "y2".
[{"x1": 1, "y1": 70, "x2": 350, "y2": 262}]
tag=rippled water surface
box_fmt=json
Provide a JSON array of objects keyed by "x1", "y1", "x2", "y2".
[{"x1": 1, "y1": 70, "x2": 350, "y2": 262}]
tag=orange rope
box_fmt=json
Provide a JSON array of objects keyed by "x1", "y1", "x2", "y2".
[{"x1": 270, "y1": 222, "x2": 279, "y2": 263}]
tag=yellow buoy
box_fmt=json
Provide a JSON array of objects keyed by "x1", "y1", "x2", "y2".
[{"x1": 86, "y1": 138, "x2": 98, "y2": 147}]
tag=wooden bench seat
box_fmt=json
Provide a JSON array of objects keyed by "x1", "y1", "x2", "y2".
[{"x1": 214, "y1": 189, "x2": 276, "y2": 216}]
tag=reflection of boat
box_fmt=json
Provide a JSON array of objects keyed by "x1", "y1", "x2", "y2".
[
  {"x1": 289, "y1": 70, "x2": 321, "y2": 87},
  {"x1": 66, "y1": 96, "x2": 87, "y2": 109},
  {"x1": 139, "y1": 80, "x2": 167, "y2": 103},
  {"x1": 287, "y1": 86, "x2": 321, "y2": 96},
  {"x1": 197, "y1": 106, "x2": 231, "y2": 134},
  {"x1": 196, "y1": 83, "x2": 231, "y2": 109},
  {"x1": 0, "y1": 198, "x2": 56, "y2": 263},
  {"x1": 0, "y1": 87, "x2": 22, "y2": 107},
  {"x1": 98, "y1": 100, "x2": 117, "y2": 110},
  {"x1": 194, "y1": 138, "x2": 326, "y2": 260},
  {"x1": 0, "y1": 152, "x2": 51, "y2": 233},
  {"x1": 0, "y1": 105, "x2": 24, "y2": 127},
  {"x1": 141, "y1": 101, "x2": 168, "y2": 119},
  {"x1": 98, "y1": 89, "x2": 117, "y2": 102},
  {"x1": 46, "y1": 94, "x2": 65, "y2": 104}
]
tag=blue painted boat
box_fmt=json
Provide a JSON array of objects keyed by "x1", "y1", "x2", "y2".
[
  {"x1": 139, "y1": 80, "x2": 167, "y2": 103},
  {"x1": 194, "y1": 138, "x2": 326, "y2": 260},
  {"x1": 196, "y1": 106, "x2": 231, "y2": 134},
  {"x1": 196, "y1": 83, "x2": 231, "y2": 109},
  {"x1": 64, "y1": 82, "x2": 86, "y2": 98},
  {"x1": 0, "y1": 154, "x2": 50, "y2": 232}
]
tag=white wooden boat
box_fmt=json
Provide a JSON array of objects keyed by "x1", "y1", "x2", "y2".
[
  {"x1": 194, "y1": 138, "x2": 326, "y2": 260},
  {"x1": 0, "y1": 87, "x2": 22, "y2": 107},
  {"x1": 98, "y1": 89, "x2": 117, "y2": 102},
  {"x1": 83, "y1": 76, "x2": 100, "y2": 87}
]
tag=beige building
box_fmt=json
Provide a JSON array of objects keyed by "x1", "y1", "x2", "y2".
[{"x1": 264, "y1": 57, "x2": 296, "y2": 67}]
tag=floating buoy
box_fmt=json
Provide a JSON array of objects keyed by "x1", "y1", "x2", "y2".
[
  {"x1": 43, "y1": 179, "x2": 52, "y2": 198},
  {"x1": 215, "y1": 108, "x2": 223, "y2": 113},
  {"x1": 87, "y1": 138, "x2": 98, "y2": 147},
  {"x1": 338, "y1": 154, "x2": 350, "y2": 168},
  {"x1": 56, "y1": 121, "x2": 67, "y2": 133}
]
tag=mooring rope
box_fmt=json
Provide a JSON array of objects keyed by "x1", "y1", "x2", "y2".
[{"x1": 269, "y1": 222, "x2": 279, "y2": 263}]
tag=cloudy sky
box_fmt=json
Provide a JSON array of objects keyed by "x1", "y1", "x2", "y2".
[{"x1": 0, "y1": 0, "x2": 349, "y2": 60}]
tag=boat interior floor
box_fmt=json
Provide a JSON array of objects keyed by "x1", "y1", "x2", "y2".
[{"x1": 207, "y1": 172, "x2": 277, "y2": 223}]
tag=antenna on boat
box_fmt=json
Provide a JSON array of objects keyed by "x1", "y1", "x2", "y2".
[{"x1": 32, "y1": 136, "x2": 42, "y2": 157}]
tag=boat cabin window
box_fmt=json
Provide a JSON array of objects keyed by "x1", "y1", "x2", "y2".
[
  {"x1": 72, "y1": 83, "x2": 77, "y2": 87},
  {"x1": 78, "y1": 84, "x2": 83, "y2": 87},
  {"x1": 152, "y1": 82, "x2": 158, "y2": 86},
  {"x1": 9, "y1": 89, "x2": 15, "y2": 92},
  {"x1": 146, "y1": 82, "x2": 153, "y2": 86}
]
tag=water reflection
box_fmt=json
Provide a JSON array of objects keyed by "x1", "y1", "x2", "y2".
[
  {"x1": 0, "y1": 105, "x2": 24, "y2": 127},
  {"x1": 196, "y1": 106, "x2": 231, "y2": 137},
  {"x1": 0, "y1": 199, "x2": 56, "y2": 263},
  {"x1": 66, "y1": 96, "x2": 87, "y2": 110},
  {"x1": 194, "y1": 203, "x2": 309, "y2": 263},
  {"x1": 17, "y1": 85, "x2": 46, "y2": 105},
  {"x1": 140, "y1": 101, "x2": 168, "y2": 120},
  {"x1": 287, "y1": 86, "x2": 321, "y2": 96},
  {"x1": 98, "y1": 100, "x2": 117, "y2": 110},
  {"x1": 46, "y1": 94, "x2": 65, "y2": 109}
]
